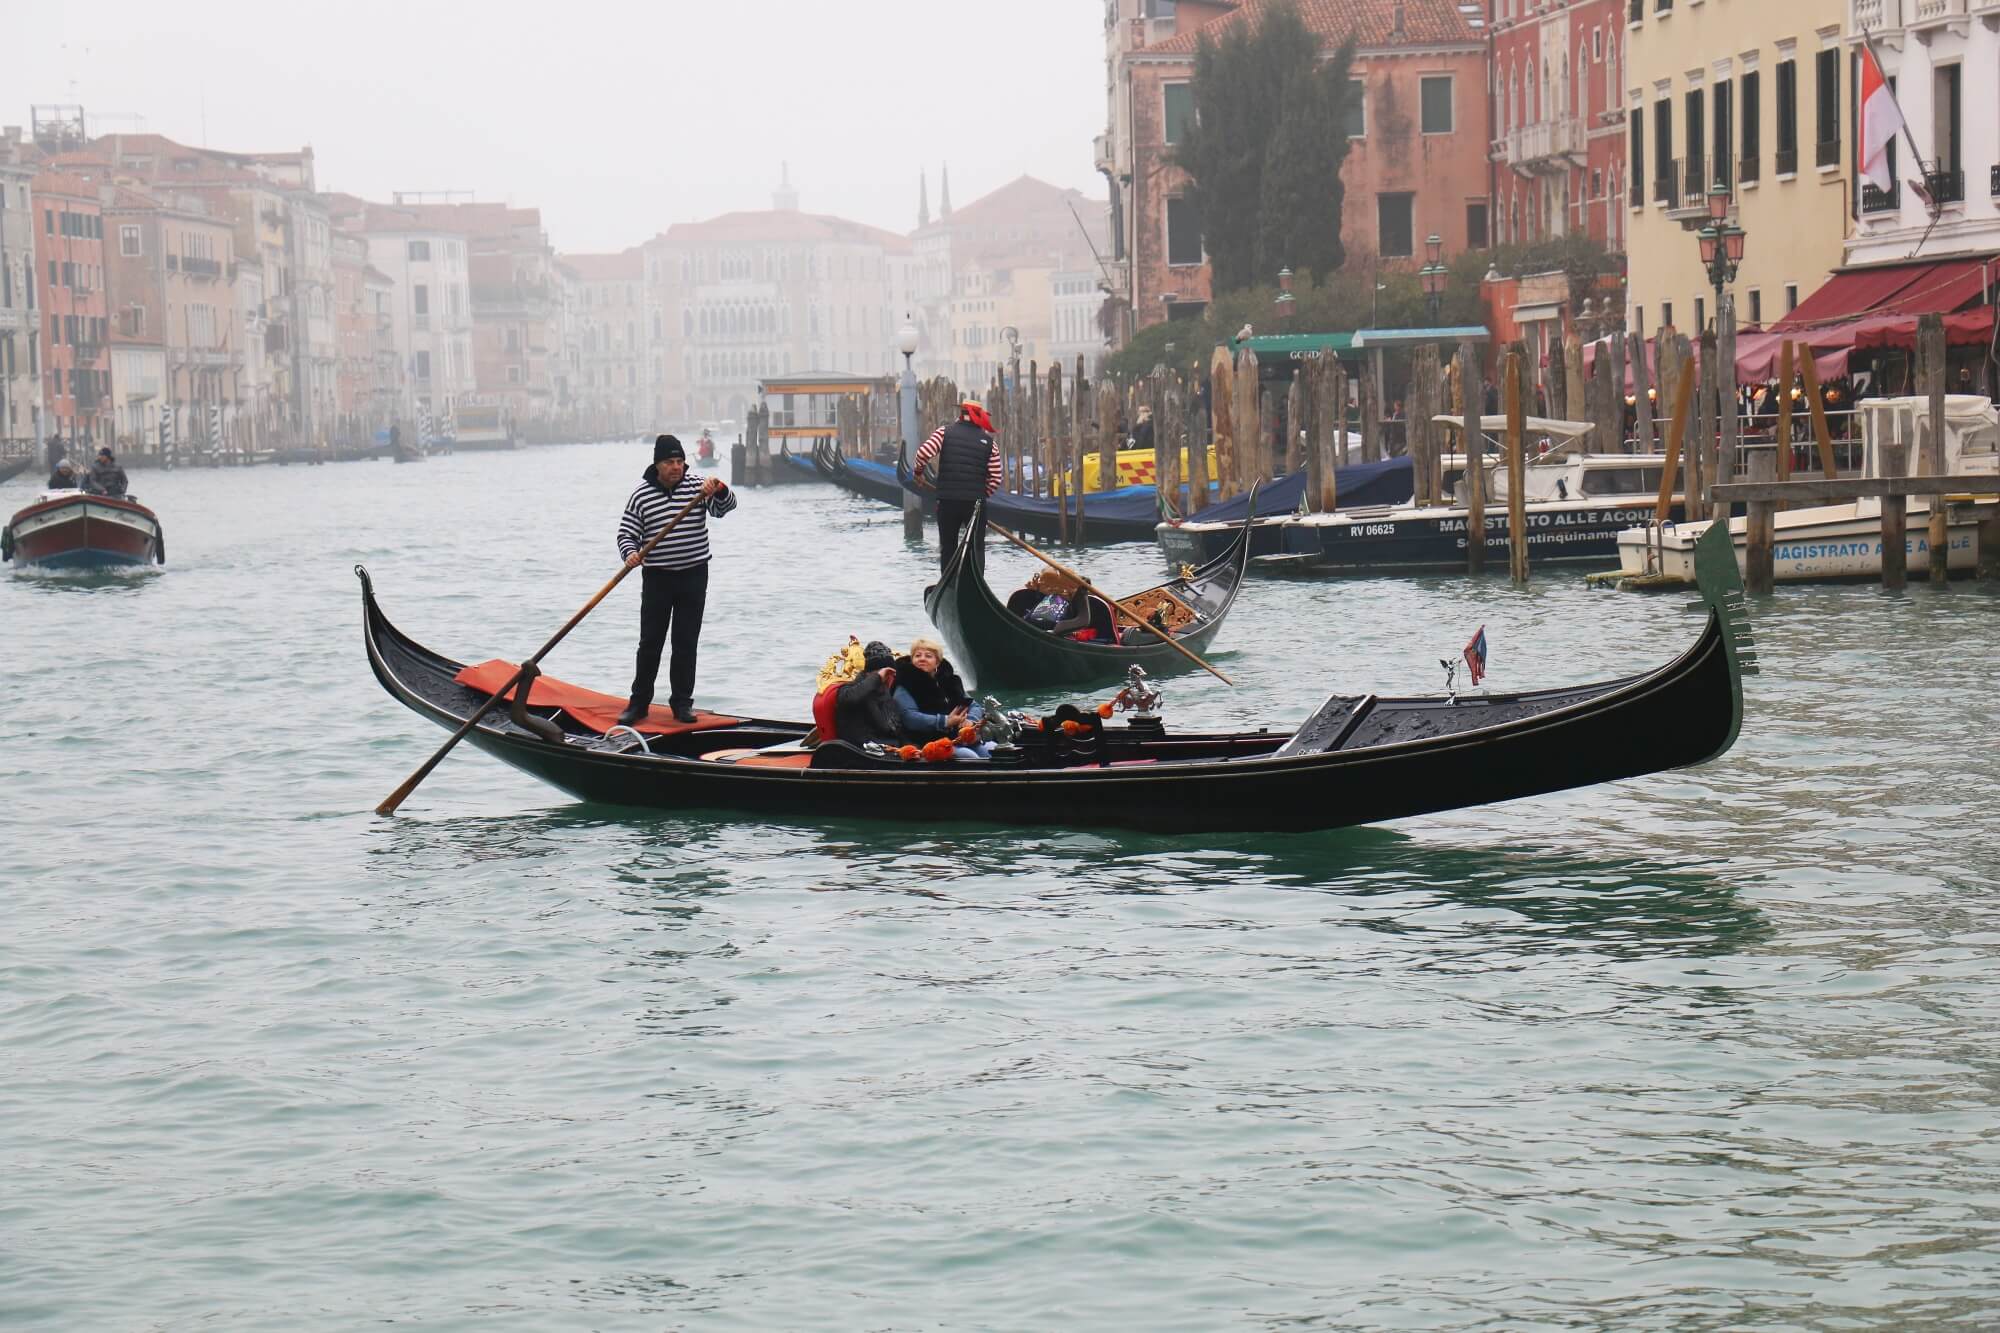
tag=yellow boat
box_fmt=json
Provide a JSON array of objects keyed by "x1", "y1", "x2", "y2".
[{"x1": 1052, "y1": 444, "x2": 1220, "y2": 494}]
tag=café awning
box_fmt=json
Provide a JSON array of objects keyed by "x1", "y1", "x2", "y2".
[{"x1": 1773, "y1": 256, "x2": 1996, "y2": 330}]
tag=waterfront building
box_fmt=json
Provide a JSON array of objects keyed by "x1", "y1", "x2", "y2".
[
  {"x1": 1099, "y1": 0, "x2": 1492, "y2": 334},
  {"x1": 1623, "y1": 0, "x2": 1849, "y2": 337},
  {"x1": 1490, "y1": 0, "x2": 1627, "y2": 249},
  {"x1": 0, "y1": 131, "x2": 43, "y2": 448},
  {"x1": 907, "y1": 173, "x2": 1109, "y2": 382},
  {"x1": 100, "y1": 186, "x2": 241, "y2": 458},
  {"x1": 328, "y1": 197, "x2": 477, "y2": 430},
  {"x1": 1838, "y1": 3, "x2": 2000, "y2": 270},
  {"x1": 559, "y1": 249, "x2": 651, "y2": 437},
  {"x1": 31, "y1": 170, "x2": 110, "y2": 447},
  {"x1": 644, "y1": 172, "x2": 909, "y2": 427},
  {"x1": 331, "y1": 228, "x2": 400, "y2": 441},
  {"x1": 56, "y1": 135, "x2": 339, "y2": 446}
]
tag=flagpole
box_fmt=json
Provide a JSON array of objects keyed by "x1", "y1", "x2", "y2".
[{"x1": 1858, "y1": 27, "x2": 1933, "y2": 204}]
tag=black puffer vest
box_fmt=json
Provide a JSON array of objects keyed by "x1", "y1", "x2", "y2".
[{"x1": 933, "y1": 419, "x2": 996, "y2": 501}]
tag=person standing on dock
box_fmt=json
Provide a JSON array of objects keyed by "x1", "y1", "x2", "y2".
[
  {"x1": 914, "y1": 401, "x2": 1001, "y2": 571},
  {"x1": 616, "y1": 434, "x2": 737, "y2": 726}
]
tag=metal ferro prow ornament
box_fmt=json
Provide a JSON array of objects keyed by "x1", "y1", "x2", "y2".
[{"x1": 1115, "y1": 664, "x2": 1164, "y2": 720}]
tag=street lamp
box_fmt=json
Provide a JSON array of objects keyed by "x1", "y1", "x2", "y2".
[
  {"x1": 1419, "y1": 234, "x2": 1449, "y2": 322},
  {"x1": 1694, "y1": 185, "x2": 1746, "y2": 330},
  {"x1": 1275, "y1": 267, "x2": 1296, "y2": 321},
  {"x1": 897, "y1": 317, "x2": 923, "y2": 538}
]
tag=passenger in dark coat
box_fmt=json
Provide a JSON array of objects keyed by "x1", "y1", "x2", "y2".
[
  {"x1": 834, "y1": 641, "x2": 907, "y2": 747},
  {"x1": 46, "y1": 459, "x2": 80, "y2": 490},
  {"x1": 83, "y1": 448, "x2": 129, "y2": 498}
]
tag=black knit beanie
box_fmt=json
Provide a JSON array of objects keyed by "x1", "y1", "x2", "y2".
[{"x1": 654, "y1": 434, "x2": 685, "y2": 463}]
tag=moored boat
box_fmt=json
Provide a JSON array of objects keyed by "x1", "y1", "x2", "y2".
[
  {"x1": 1614, "y1": 393, "x2": 1999, "y2": 585},
  {"x1": 4, "y1": 491, "x2": 165, "y2": 569},
  {"x1": 357, "y1": 522, "x2": 1752, "y2": 831},
  {"x1": 1160, "y1": 417, "x2": 1679, "y2": 573},
  {"x1": 926, "y1": 496, "x2": 1256, "y2": 688}
]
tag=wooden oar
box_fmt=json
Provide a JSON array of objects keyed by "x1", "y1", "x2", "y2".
[
  {"x1": 375, "y1": 489, "x2": 710, "y2": 815},
  {"x1": 986, "y1": 520, "x2": 1234, "y2": 686}
]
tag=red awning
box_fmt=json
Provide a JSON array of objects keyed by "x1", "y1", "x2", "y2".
[
  {"x1": 1849, "y1": 305, "x2": 1997, "y2": 351},
  {"x1": 1774, "y1": 256, "x2": 1997, "y2": 330}
]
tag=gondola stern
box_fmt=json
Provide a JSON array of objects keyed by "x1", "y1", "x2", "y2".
[{"x1": 1686, "y1": 521, "x2": 1754, "y2": 763}]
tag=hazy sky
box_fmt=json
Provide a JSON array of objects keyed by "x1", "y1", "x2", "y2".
[{"x1": 20, "y1": 0, "x2": 1108, "y2": 253}]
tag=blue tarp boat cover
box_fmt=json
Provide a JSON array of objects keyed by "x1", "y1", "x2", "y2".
[{"x1": 1192, "y1": 457, "x2": 1413, "y2": 523}]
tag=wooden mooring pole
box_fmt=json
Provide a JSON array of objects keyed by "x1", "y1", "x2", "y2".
[
  {"x1": 1504, "y1": 344, "x2": 1530, "y2": 585},
  {"x1": 1743, "y1": 445, "x2": 1777, "y2": 595},
  {"x1": 1880, "y1": 438, "x2": 1909, "y2": 591},
  {"x1": 1918, "y1": 313, "x2": 1950, "y2": 584},
  {"x1": 1460, "y1": 341, "x2": 1483, "y2": 573}
]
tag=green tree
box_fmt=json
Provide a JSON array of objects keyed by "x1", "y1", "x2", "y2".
[
  {"x1": 1177, "y1": 2, "x2": 1358, "y2": 291},
  {"x1": 1256, "y1": 40, "x2": 1357, "y2": 282}
]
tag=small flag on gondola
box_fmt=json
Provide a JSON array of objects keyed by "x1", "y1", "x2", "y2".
[{"x1": 1463, "y1": 624, "x2": 1488, "y2": 686}]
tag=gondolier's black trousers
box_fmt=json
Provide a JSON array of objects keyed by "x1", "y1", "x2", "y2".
[
  {"x1": 936, "y1": 499, "x2": 987, "y2": 572},
  {"x1": 630, "y1": 562, "x2": 708, "y2": 711}
]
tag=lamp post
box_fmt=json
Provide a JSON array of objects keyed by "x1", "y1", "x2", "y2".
[
  {"x1": 1419, "y1": 235, "x2": 1448, "y2": 323},
  {"x1": 897, "y1": 317, "x2": 922, "y2": 539},
  {"x1": 1275, "y1": 267, "x2": 1296, "y2": 322},
  {"x1": 1694, "y1": 186, "x2": 1745, "y2": 332}
]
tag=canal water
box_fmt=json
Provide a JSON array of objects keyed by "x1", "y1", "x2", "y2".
[{"x1": 4, "y1": 442, "x2": 1998, "y2": 1329}]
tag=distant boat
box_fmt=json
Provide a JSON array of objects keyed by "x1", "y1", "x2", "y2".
[
  {"x1": 4, "y1": 490, "x2": 165, "y2": 568},
  {"x1": 0, "y1": 457, "x2": 34, "y2": 486}
]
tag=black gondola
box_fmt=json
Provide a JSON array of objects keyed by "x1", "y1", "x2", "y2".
[
  {"x1": 359, "y1": 523, "x2": 1753, "y2": 832},
  {"x1": 926, "y1": 493, "x2": 1256, "y2": 688}
]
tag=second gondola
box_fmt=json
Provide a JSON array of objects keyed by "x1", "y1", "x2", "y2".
[{"x1": 925, "y1": 496, "x2": 1256, "y2": 689}]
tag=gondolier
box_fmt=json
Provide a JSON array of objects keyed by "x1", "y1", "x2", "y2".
[
  {"x1": 616, "y1": 434, "x2": 738, "y2": 726},
  {"x1": 914, "y1": 401, "x2": 1001, "y2": 570}
]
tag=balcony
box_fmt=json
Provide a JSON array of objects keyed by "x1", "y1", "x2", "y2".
[
  {"x1": 1910, "y1": 0, "x2": 1970, "y2": 33},
  {"x1": 1506, "y1": 117, "x2": 1586, "y2": 173},
  {"x1": 1852, "y1": 0, "x2": 1896, "y2": 34},
  {"x1": 1862, "y1": 180, "x2": 1901, "y2": 212},
  {"x1": 74, "y1": 340, "x2": 101, "y2": 364},
  {"x1": 1776, "y1": 146, "x2": 1799, "y2": 176},
  {"x1": 1923, "y1": 167, "x2": 1965, "y2": 205},
  {"x1": 1739, "y1": 153, "x2": 1761, "y2": 186},
  {"x1": 1653, "y1": 166, "x2": 1681, "y2": 208},
  {"x1": 1683, "y1": 153, "x2": 1708, "y2": 196},
  {"x1": 1817, "y1": 138, "x2": 1842, "y2": 168}
]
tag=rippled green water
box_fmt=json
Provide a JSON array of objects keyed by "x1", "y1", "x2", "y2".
[{"x1": 4, "y1": 444, "x2": 1999, "y2": 1330}]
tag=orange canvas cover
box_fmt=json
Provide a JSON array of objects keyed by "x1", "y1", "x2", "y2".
[{"x1": 453, "y1": 660, "x2": 745, "y2": 735}]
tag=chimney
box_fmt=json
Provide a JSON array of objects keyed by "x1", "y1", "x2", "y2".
[{"x1": 1393, "y1": 4, "x2": 1405, "y2": 39}]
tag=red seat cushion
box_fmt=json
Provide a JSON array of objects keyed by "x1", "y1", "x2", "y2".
[{"x1": 811, "y1": 683, "x2": 842, "y2": 741}]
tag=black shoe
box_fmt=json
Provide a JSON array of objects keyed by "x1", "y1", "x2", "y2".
[
  {"x1": 616, "y1": 702, "x2": 648, "y2": 727},
  {"x1": 670, "y1": 703, "x2": 697, "y2": 724}
]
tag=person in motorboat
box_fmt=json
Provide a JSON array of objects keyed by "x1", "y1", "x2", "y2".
[
  {"x1": 83, "y1": 447, "x2": 129, "y2": 498},
  {"x1": 892, "y1": 637, "x2": 990, "y2": 757},
  {"x1": 46, "y1": 458, "x2": 80, "y2": 490}
]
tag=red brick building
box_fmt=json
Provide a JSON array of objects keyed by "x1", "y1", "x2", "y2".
[
  {"x1": 1489, "y1": 0, "x2": 1627, "y2": 250},
  {"x1": 33, "y1": 171, "x2": 110, "y2": 445},
  {"x1": 1102, "y1": 0, "x2": 1493, "y2": 333}
]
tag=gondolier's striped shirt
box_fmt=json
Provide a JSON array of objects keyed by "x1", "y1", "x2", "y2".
[
  {"x1": 617, "y1": 470, "x2": 738, "y2": 570},
  {"x1": 915, "y1": 426, "x2": 1004, "y2": 493}
]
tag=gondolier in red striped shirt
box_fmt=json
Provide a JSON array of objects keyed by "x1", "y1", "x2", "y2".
[
  {"x1": 913, "y1": 400, "x2": 1002, "y2": 571},
  {"x1": 615, "y1": 434, "x2": 738, "y2": 726}
]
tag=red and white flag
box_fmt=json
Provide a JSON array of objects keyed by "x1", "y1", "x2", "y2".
[{"x1": 1858, "y1": 41, "x2": 1904, "y2": 193}]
